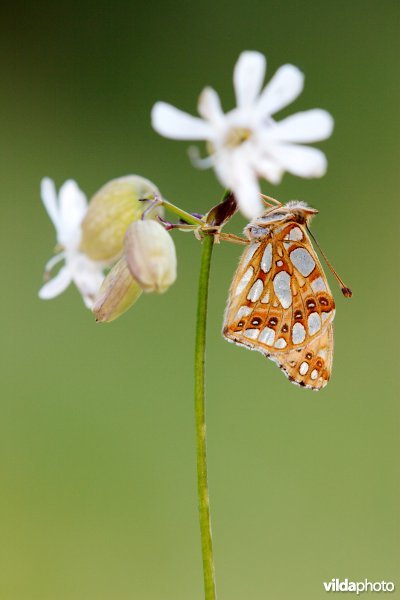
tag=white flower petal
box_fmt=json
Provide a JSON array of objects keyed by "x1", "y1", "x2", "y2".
[
  {"x1": 58, "y1": 180, "x2": 87, "y2": 246},
  {"x1": 256, "y1": 158, "x2": 284, "y2": 185},
  {"x1": 188, "y1": 146, "x2": 215, "y2": 170},
  {"x1": 231, "y1": 165, "x2": 263, "y2": 219},
  {"x1": 198, "y1": 87, "x2": 224, "y2": 124},
  {"x1": 152, "y1": 52, "x2": 334, "y2": 220},
  {"x1": 151, "y1": 102, "x2": 213, "y2": 140},
  {"x1": 234, "y1": 51, "x2": 266, "y2": 108},
  {"x1": 269, "y1": 109, "x2": 334, "y2": 143},
  {"x1": 235, "y1": 183, "x2": 263, "y2": 220},
  {"x1": 41, "y1": 178, "x2": 60, "y2": 231},
  {"x1": 39, "y1": 178, "x2": 106, "y2": 307},
  {"x1": 74, "y1": 267, "x2": 104, "y2": 296},
  {"x1": 74, "y1": 268, "x2": 105, "y2": 309},
  {"x1": 70, "y1": 254, "x2": 104, "y2": 302},
  {"x1": 38, "y1": 266, "x2": 72, "y2": 299},
  {"x1": 44, "y1": 252, "x2": 66, "y2": 273},
  {"x1": 269, "y1": 143, "x2": 328, "y2": 178},
  {"x1": 258, "y1": 64, "x2": 304, "y2": 116},
  {"x1": 82, "y1": 295, "x2": 95, "y2": 309}
]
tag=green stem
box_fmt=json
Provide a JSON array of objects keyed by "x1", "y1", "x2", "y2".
[
  {"x1": 194, "y1": 233, "x2": 217, "y2": 600},
  {"x1": 162, "y1": 199, "x2": 205, "y2": 226}
]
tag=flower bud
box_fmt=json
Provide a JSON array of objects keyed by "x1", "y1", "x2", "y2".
[
  {"x1": 80, "y1": 175, "x2": 163, "y2": 262},
  {"x1": 125, "y1": 220, "x2": 177, "y2": 293},
  {"x1": 92, "y1": 257, "x2": 142, "y2": 323},
  {"x1": 205, "y1": 192, "x2": 238, "y2": 227}
]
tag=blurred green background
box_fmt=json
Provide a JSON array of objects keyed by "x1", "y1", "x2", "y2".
[{"x1": 0, "y1": 1, "x2": 399, "y2": 599}]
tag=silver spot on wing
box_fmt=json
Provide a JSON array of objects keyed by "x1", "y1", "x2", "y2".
[
  {"x1": 299, "y1": 361, "x2": 309, "y2": 375},
  {"x1": 308, "y1": 312, "x2": 321, "y2": 336},
  {"x1": 311, "y1": 276, "x2": 327, "y2": 293},
  {"x1": 235, "y1": 267, "x2": 254, "y2": 296},
  {"x1": 244, "y1": 328, "x2": 260, "y2": 339},
  {"x1": 242, "y1": 242, "x2": 260, "y2": 268},
  {"x1": 292, "y1": 322, "x2": 306, "y2": 344},
  {"x1": 273, "y1": 271, "x2": 292, "y2": 309},
  {"x1": 275, "y1": 338, "x2": 287, "y2": 349},
  {"x1": 290, "y1": 248, "x2": 316, "y2": 277},
  {"x1": 247, "y1": 279, "x2": 264, "y2": 302},
  {"x1": 235, "y1": 306, "x2": 252, "y2": 320},
  {"x1": 259, "y1": 327, "x2": 275, "y2": 346},
  {"x1": 261, "y1": 243, "x2": 272, "y2": 273}
]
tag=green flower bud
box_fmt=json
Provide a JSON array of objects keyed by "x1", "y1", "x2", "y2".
[
  {"x1": 125, "y1": 220, "x2": 177, "y2": 293},
  {"x1": 92, "y1": 257, "x2": 142, "y2": 323},
  {"x1": 81, "y1": 175, "x2": 163, "y2": 262}
]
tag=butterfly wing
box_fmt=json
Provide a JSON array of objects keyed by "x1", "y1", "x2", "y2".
[
  {"x1": 270, "y1": 323, "x2": 334, "y2": 390},
  {"x1": 223, "y1": 221, "x2": 335, "y2": 389}
]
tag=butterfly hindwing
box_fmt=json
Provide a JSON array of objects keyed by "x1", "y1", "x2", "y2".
[{"x1": 270, "y1": 323, "x2": 334, "y2": 390}]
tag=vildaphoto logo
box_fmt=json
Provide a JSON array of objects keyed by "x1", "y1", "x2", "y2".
[{"x1": 323, "y1": 579, "x2": 395, "y2": 594}]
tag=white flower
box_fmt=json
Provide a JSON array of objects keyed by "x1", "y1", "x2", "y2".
[
  {"x1": 152, "y1": 51, "x2": 334, "y2": 219},
  {"x1": 39, "y1": 178, "x2": 105, "y2": 308}
]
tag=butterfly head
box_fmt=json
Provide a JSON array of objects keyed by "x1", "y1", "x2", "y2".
[
  {"x1": 284, "y1": 200, "x2": 318, "y2": 222},
  {"x1": 245, "y1": 200, "x2": 318, "y2": 239}
]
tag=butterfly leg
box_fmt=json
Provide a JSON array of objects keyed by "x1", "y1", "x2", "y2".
[{"x1": 218, "y1": 232, "x2": 249, "y2": 245}]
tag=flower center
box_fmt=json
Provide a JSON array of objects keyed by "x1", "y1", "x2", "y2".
[{"x1": 224, "y1": 127, "x2": 252, "y2": 148}]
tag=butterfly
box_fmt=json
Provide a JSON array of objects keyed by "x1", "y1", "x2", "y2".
[{"x1": 223, "y1": 197, "x2": 351, "y2": 390}]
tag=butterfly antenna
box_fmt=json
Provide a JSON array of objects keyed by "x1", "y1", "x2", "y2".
[
  {"x1": 260, "y1": 193, "x2": 282, "y2": 208},
  {"x1": 306, "y1": 226, "x2": 352, "y2": 298}
]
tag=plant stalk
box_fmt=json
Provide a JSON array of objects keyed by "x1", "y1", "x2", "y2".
[
  {"x1": 162, "y1": 199, "x2": 205, "y2": 226},
  {"x1": 194, "y1": 232, "x2": 217, "y2": 600}
]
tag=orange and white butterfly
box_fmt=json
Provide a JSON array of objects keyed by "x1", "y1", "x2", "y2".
[{"x1": 223, "y1": 198, "x2": 351, "y2": 390}]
